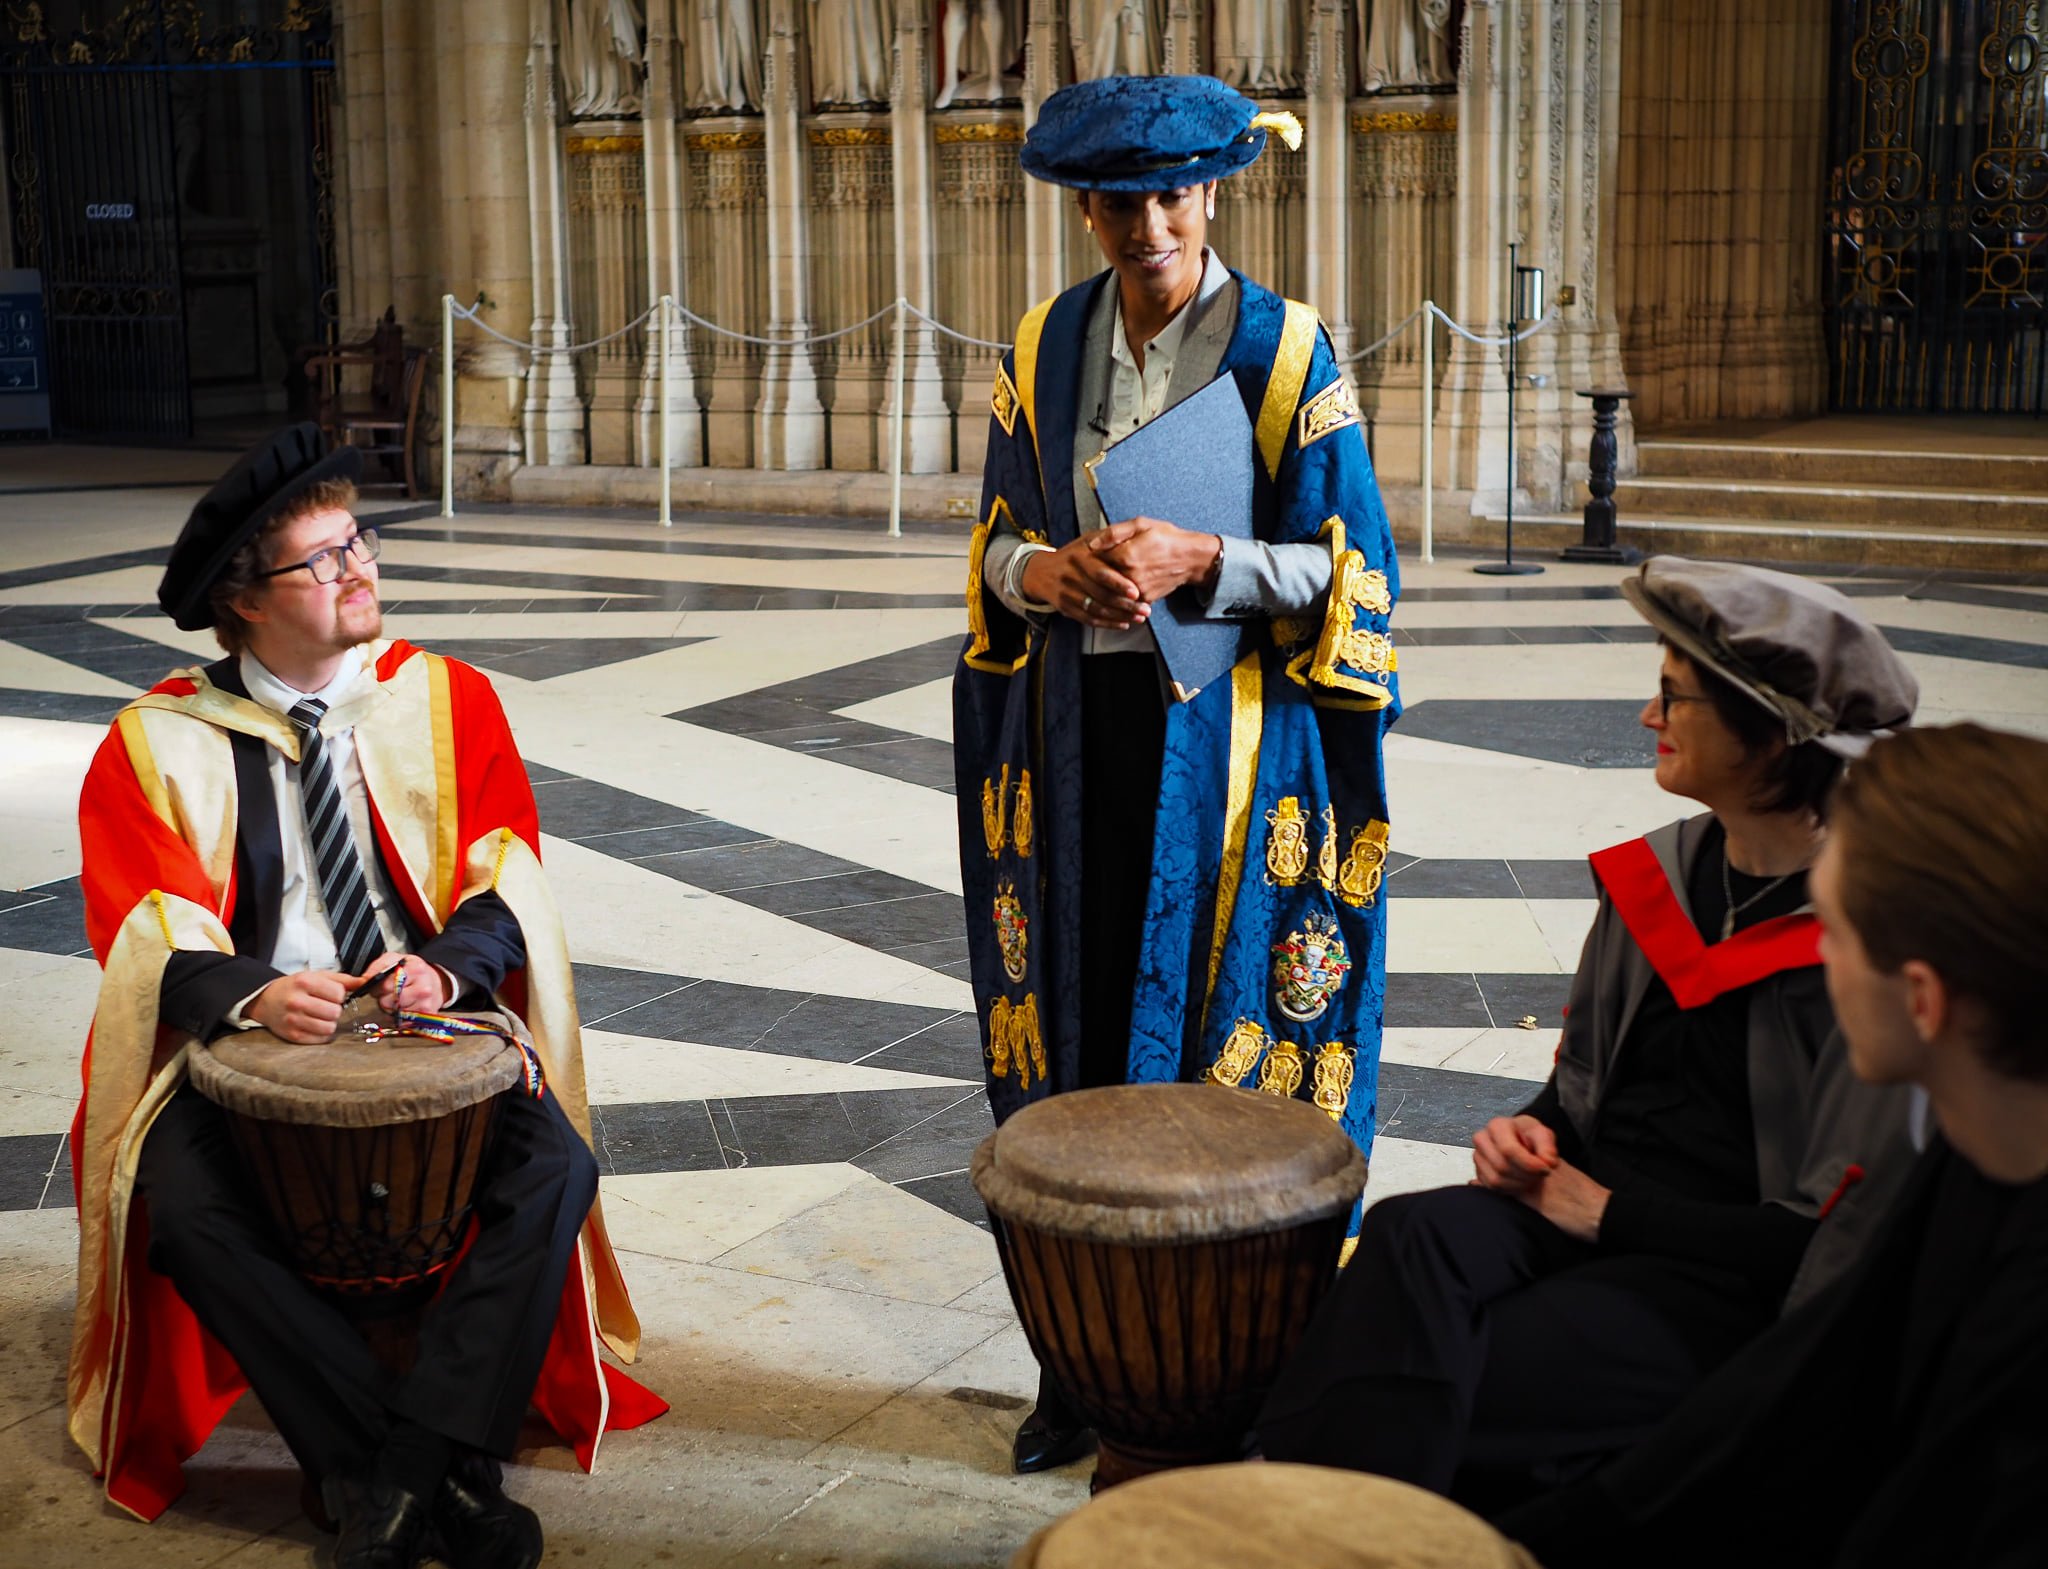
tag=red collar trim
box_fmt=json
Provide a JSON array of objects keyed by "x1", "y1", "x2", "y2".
[{"x1": 1590, "y1": 836, "x2": 1821, "y2": 1010}]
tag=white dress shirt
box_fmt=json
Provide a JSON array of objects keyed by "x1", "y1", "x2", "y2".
[{"x1": 226, "y1": 648, "x2": 450, "y2": 1024}]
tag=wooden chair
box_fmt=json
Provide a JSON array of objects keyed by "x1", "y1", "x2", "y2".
[{"x1": 302, "y1": 315, "x2": 426, "y2": 499}]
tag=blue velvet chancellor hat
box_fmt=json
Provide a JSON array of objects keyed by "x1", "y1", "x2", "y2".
[{"x1": 1021, "y1": 74, "x2": 1302, "y2": 191}]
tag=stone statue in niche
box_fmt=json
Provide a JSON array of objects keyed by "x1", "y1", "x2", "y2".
[
  {"x1": 1068, "y1": 0, "x2": 1160, "y2": 80},
  {"x1": 686, "y1": 0, "x2": 763, "y2": 111},
  {"x1": 1359, "y1": 0, "x2": 1455, "y2": 92},
  {"x1": 1211, "y1": 0, "x2": 1298, "y2": 93},
  {"x1": 809, "y1": 0, "x2": 889, "y2": 108},
  {"x1": 557, "y1": 0, "x2": 646, "y2": 118},
  {"x1": 935, "y1": 0, "x2": 1022, "y2": 108}
]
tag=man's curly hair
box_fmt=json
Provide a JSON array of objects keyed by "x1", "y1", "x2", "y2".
[{"x1": 207, "y1": 478, "x2": 360, "y2": 654}]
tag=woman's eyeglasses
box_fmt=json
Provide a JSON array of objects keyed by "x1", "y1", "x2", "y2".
[
  {"x1": 258, "y1": 527, "x2": 381, "y2": 585},
  {"x1": 1658, "y1": 682, "x2": 1712, "y2": 723}
]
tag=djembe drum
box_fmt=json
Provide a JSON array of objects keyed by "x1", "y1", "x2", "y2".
[
  {"x1": 972, "y1": 1083, "x2": 1365, "y2": 1489},
  {"x1": 1011, "y1": 1463, "x2": 1543, "y2": 1569},
  {"x1": 186, "y1": 1010, "x2": 523, "y2": 1310}
]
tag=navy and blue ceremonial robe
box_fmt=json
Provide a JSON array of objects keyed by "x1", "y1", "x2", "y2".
[{"x1": 953, "y1": 267, "x2": 1402, "y2": 1163}]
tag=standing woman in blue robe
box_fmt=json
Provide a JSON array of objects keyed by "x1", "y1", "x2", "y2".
[{"x1": 952, "y1": 74, "x2": 1403, "y2": 1473}]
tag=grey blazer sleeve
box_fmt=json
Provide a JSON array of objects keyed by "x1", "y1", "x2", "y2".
[
  {"x1": 982, "y1": 530, "x2": 1056, "y2": 620},
  {"x1": 1202, "y1": 537, "x2": 1334, "y2": 619}
]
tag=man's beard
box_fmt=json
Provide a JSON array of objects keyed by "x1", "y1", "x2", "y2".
[{"x1": 336, "y1": 597, "x2": 383, "y2": 649}]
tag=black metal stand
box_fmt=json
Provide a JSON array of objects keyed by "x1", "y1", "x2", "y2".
[
  {"x1": 1475, "y1": 241, "x2": 1543, "y2": 577},
  {"x1": 1562, "y1": 387, "x2": 1642, "y2": 565}
]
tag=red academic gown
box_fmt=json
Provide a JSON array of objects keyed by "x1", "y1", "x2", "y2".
[{"x1": 68, "y1": 639, "x2": 665, "y2": 1522}]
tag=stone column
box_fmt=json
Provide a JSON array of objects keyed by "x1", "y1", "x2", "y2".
[
  {"x1": 1436, "y1": 0, "x2": 1512, "y2": 509},
  {"x1": 1021, "y1": 0, "x2": 1067, "y2": 304},
  {"x1": 638, "y1": 0, "x2": 704, "y2": 466},
  {"x1": 1351, "y1": 102, "x2": 1452, "y2": 481},
  {"x1": 886, "y1": 0, "x2": 952, "y2": 473},
  {"x1": 523, "y1": 0, "x2": 585, "y2": 468},
  {"x1": 447, "y1": 1, "x2": 535, "y2": 495},
  {"x1": 1302, "y1": 0, "x2": 1351, "y2": 357},
  {"x1": 333, "y1": 0, "x2": 393, "y2": 331},
  {"x1": 754, "y1": 0, "x2": 827, "y2": 469},
  {"x1": 1160, "y1": 0, "x2": 1198, "y2": 73},
  {"x1": 566, "y1": 130, "x2": 648, "y2": 464}
]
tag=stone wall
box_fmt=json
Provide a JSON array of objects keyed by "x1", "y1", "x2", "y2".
[{"x1": 329, "y1": 0, "x2": 1784, "y2": 512}]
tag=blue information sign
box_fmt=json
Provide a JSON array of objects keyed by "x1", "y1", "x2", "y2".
[{"x1": 0, "y1": 269, "x2": 52, "y2": 436}]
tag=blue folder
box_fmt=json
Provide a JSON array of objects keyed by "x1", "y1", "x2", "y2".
[{"x1": 1085, "y1": 372, "x2": 1257, "y2": 703}]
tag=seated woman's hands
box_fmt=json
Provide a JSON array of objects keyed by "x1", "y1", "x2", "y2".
[{"x1": 1473, "y1": 1114, "x2": 1612, "y2": 1243}]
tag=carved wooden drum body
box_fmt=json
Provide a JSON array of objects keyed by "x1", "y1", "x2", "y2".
[
  {"x1": 972, "y1": 1083, "x2": 1366, "y2": 1489},
  {"x1": 186, "y1": 1017, "x2": 522, "y2": 1296}
]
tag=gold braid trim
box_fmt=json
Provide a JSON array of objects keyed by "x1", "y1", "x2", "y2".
[
  {"x1": 1286, "y1": 514, "x2": 1396, "y2": 706},
  {"x1": 963, "y1": 496, "x2": 1031, "y2": 676},
  {"x1": 1256, "y1": 300, "x2": 1319, "y2": 481},
  {"x1": 1200, "y1": 653, "x2": 1265, "y2": 1036}
]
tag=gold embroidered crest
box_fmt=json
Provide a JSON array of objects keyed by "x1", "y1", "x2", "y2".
[
  {"x1": 987, "y1": 997, "x2": 1014, "y2": 1078},
  {"x1": 1259, "y1": 1038, "x2": 1305, "y2": 1097},
  {"x1": 1013, "y1": 992, "x2": 1046, "y2": 1087},
  {"x1": 1338, "y1": 628, "x2": 1397, "y2": 675},
  {"x1": 1336, "y1": 819, "x2": 1391, "y2": 907},
  {"x1": 1012, "y1": 770, "x2": 1035, "y2": 859},
  {"x1": 1207, "y1": 1018, "x2": 1270, "y2": 1087},
  {"x1": 1271, "y1": 912, "x2": 1353, "y2": 1023},
  {"x1": 994, "y1": 881, "x2": 1029, "y2": 983},
  {"x1": 981, "y1": 764, "x2": 1009, "y2": 857},
  {"x1": 1265, "y1": 796, "x2": 1312, "y2": 884},
  {"x1": 991, "y1": 363, "x2": 1020, "y2": 437},
  {"x1": 1271, "y1": 615, "x2": 1315, "y2": 648},
  {"x1": 1297, "y1": 376, "x2": 1362, "y2": 449},
  {"x1": 1354, "y1": 568, "x2": 1392, "y2": 615},
  {"x1": 1317, "y1": 804, "x2": 1339, "y2": 889},
  {"x1": 1311, "y1": 1042, "x2": 1355, "y2": 1121}
]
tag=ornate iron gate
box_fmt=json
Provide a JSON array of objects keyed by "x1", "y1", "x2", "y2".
[
  {"x1": 1825, "y1": 1, "x2": 2048, "y2": 414},
  {"x1": 1, "y1": 1, "x2": 335, "y2": 439}
]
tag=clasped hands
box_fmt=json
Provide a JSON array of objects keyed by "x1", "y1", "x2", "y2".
[
  {"x1": 247, "y1": 954, "x2": 450, "y2": 1044},
  {"x1": 1471, "y1": 1113, "x2": 1612, "y2": 1243},
  {"x1": 1019, "y1": 517, "x2": 1223, "y2": 630}
]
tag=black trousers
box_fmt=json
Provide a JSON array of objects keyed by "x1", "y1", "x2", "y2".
[
  {"x1": 1078, "y1": 651, "x2": 1169, "y2": 1091},
  {"x1": 136, "y1": 1081, "x2": 598, "y2": 1484},
  {"x1": 1254, "y1": 1186, "x2": 1773, "y2": 1513}
]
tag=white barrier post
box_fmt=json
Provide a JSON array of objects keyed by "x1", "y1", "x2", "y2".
[
  {"x1": 440, "y1": 293, "x2": 455, "y2": 519},
  {"x1": 887, "y1": 296, "x2": 907, "y2": 540},
  {"x1": 658, "y1": 295, "x2": 674, "y2": 528},
  {"x1": 1420, "y1": 298, "x2": 1434, "y2": 565}
]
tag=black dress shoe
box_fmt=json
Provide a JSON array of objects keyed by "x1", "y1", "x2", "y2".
[
  {"x1": 1012, "y1": 1405, "x2": 1097, "y2": 1474},
  {"x1": 433, "y1": 1452, "x2": 545, "y2": 1569},
  {"x1": 321, "y1": 1475, "x2": 435, "y2": 1569}
]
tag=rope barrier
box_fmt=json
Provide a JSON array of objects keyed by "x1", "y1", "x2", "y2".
[
  {"x1": 1426, "y1": 301, "x2": 1557, "y2": 346},
  {"x1": 902, "y1": 302, "x2": 1011, "y2": 352},
  {"x1": 671, "y1": 296, "x2": 900, "y2": 347},
  {"x1": 449, "y1": 298, "x2": 657, "y2": 354},
  {"x1": 1336, "y1": 306, "x2": 1426, "y2": 366}
]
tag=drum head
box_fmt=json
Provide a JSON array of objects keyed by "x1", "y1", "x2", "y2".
[
  {"x1": 188, "y1": 1013, "x2": 523, "y2": 1128},
  {"x1": 1012, "y1": 1464, "x2": 1542, "y2": 1569},
  {"x1": 972, "y1": 1082, "x2": 1365, "y2": 1244}
]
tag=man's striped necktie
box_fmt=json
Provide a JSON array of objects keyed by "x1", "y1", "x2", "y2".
[{"x1": 287, "y1": 698, "x2": 386, "y2": 975}]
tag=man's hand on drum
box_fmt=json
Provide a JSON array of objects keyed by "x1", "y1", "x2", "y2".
[
  {"x1": 1020, "y1": 527, "x2": 1149, "y2": 629},
  {"x1": 1088, "y1": 516, "x2": 1225, "y2": 604},
  {"x1": 357, "y1": 953, "x2": 450, "y2": 1016},
  {"x1": 247, "y1": 970, "x2": 357, "y2": 1043}
]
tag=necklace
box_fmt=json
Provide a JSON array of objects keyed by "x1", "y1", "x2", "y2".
[{"x1": 1720, "y1": 852, "x2": 1801, "y2": 941}]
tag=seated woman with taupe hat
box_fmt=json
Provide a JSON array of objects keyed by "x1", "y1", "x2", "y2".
[{"x1": 1251, "y1": 558, "x2": 1922, "y2": 1511}]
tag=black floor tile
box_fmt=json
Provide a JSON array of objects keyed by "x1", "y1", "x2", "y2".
[
  {"x1": 585, "y1": 821, "x2": 769, "y2": 858},
  {"x1": 1383, "y1": 972, "x2": 1491, "y2": 1029},
  {"x1": 893, "y1": 1170, "x2": 989, "y2": 1229},
  {"x1": 0, "y1": 1132, "x2": 64, "y2": 1213},
  {"x1": 730, "y1": 867, "x2": 943, "y2": 917},
  {"x1": 531, "y1": 776, "x2": 706, "y2": 838},
  {"x1": 1386, "y1": 858, "x2": 1521, "y2": 898},
  {"x1": 793, "y1": 892, "x2": 968, "y2": 951},
  {"x1": 1475, "y1": 972, "x2": 1574, "y2": 1030},
  {"x1": 585, "y1": 1100, "x2": 727, "y2": 1176},
  {"x1": 1373, "y1": 1062, "x2": 1541, "y2": 1147},
  {"x1": 1881, "y1": 626, "x2": 2048, "y2": 669},
  {"x1": 0, "y1": 687, "x2": 126, "y2": 724},
  {"x1": 595, "y1": 981, "x2": 953, "y2": 1062},
  {"x1": 636, "y1": 838, "x2": 859, "y2": 893},
  {"x1": 425, "y1": 636, "x2": 708, "y2": 682},
  {"x1": 849, "y1": 1091, "x2": 993, "y2": 1184},
  {"x1": 1397, "y1": 699, "x2": 1654, "y2": 768},
  {"x1": 811, "y1": 738, "x2": 960, "y2": 795},
  {"x1": 0, "y1": 882, "x2": 90, "y2": 957},
  {"x1": 1507, "y1": 859, "x2": 1598, "y2": 900},
  {"x1": 571, "y1": 962, "x2": 701, "y2": 1024}
]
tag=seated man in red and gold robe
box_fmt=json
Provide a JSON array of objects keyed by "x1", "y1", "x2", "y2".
[{"x1": 68, "y1": 425, "x2": 664, "y2": 1569}]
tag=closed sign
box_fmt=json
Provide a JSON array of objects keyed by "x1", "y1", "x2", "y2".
[{"x1": 84, "y1": 202, "x2": 136, "y2": 220}]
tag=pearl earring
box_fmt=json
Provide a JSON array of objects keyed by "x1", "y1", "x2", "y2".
[
  {"x1": 1206, "y1": 198, "x2": 1216, "y2": 220},
  {"x1": 1084, "y1": 216, "x2": 1094, "y2": 233}
]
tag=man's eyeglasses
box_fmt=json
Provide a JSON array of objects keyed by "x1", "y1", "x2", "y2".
[
  {"x1": 1658, "y1": 682, "x2": 1713, "y2": 723},
  {"x1": 258, "y1": 527, "x2": 380, "y2": 585}
]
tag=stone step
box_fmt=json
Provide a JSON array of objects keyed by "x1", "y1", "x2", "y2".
[
  {"x1": 1606, "y1": 475, "x2": 2048, "y2": 533},
  {"x1": 1635, "y1": 438, "x2": 2048, "y2": 492},
  {"x1": 1475, "y1": 512, "x2": 2048, "y2": 574}
]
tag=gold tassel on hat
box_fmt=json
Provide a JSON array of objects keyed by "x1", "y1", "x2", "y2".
[{"x1": 1248, "y1": 110, "x2": 1303, "y2": 151}]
